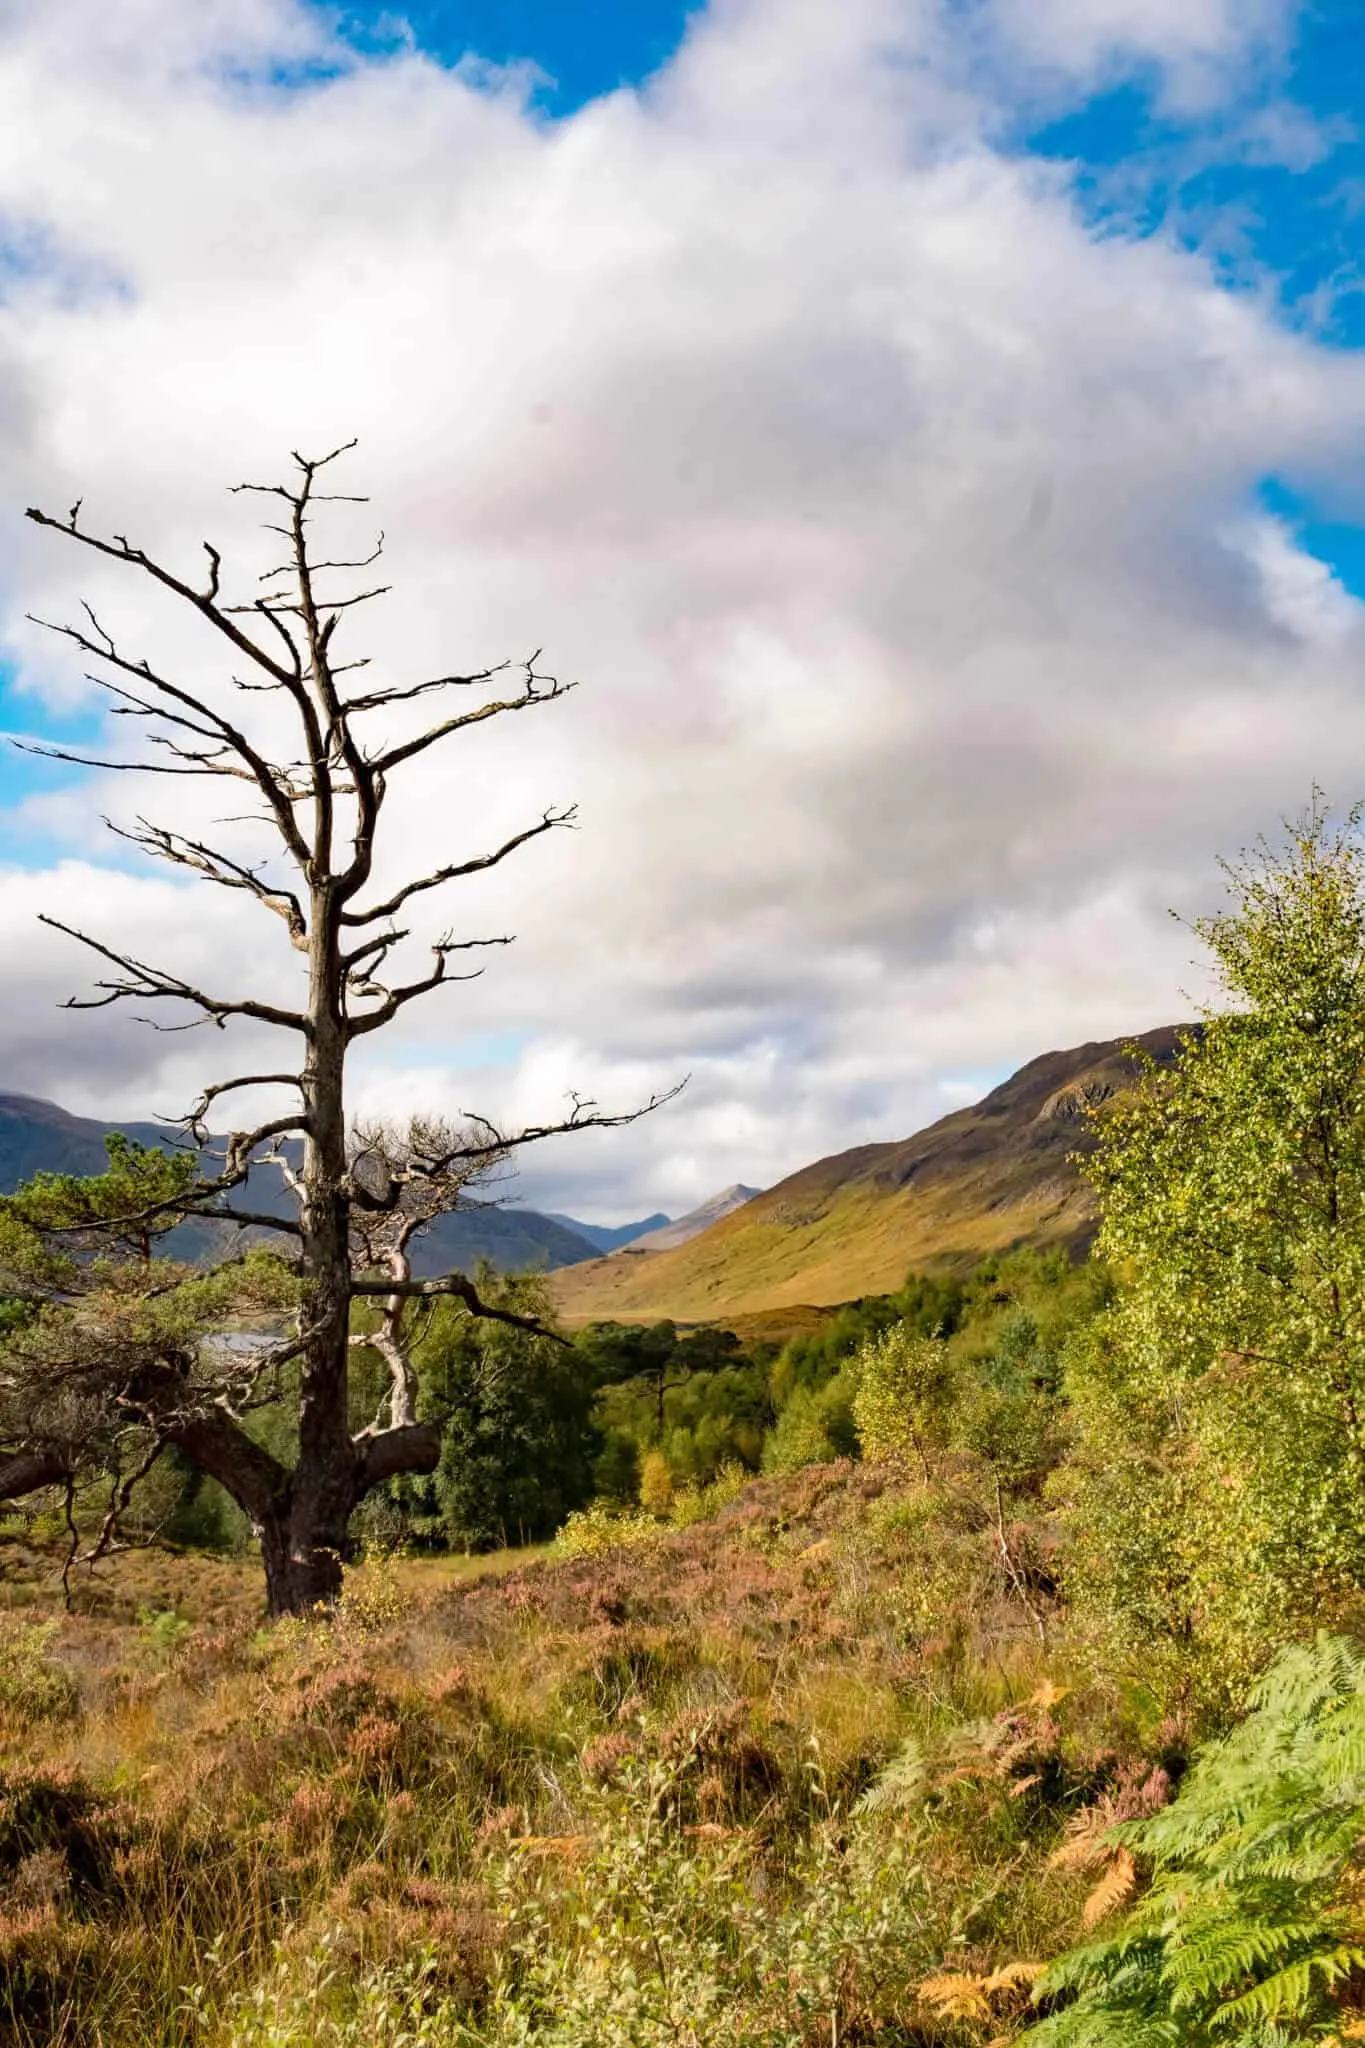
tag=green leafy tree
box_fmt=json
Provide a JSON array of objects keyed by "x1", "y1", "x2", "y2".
[
  {"x1": 379, "y1": 1270, "x2": 600, "y2": 1551},
  {"x1": 4, "y1": 1132, "x2": 197, "y2": 1264},
  {"x1": 1065, "y1": 801, "x2": 1365, "y2": 1685},
  {"x1": 761, "y1": 1373, "x2": 859, "y2": 1474},
  {"x1": 593, "y1": 1427, "x2": 642, "y2": 1503}
]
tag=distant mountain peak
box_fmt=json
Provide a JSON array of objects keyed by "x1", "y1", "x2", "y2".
[
  {"x1": 623, "y1": 1183, "x2": 763, "y2": 1255},
  {"x1": 545, "y1": 1210, "x2": 672, "y2": 1255}
]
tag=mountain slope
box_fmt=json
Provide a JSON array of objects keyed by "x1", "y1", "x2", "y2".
[
  {"x1": 626, "y1": 1185, "x2": 762, "y2": 1253},
  {"x1": 407, "y1": 1204, "x2": 599, "y2": 1276},
  {"x1": 551, "y1": 1026, "x2": 1187, "y2": 1320},
  {"x1": 545, "y1": 1211, "x2": 671, "y2": 1254},
  {"x1": 0, "y1": 1094, "x2": 600, "y2": 1275},
  {"x1": 0, "y1": 1094, "x2": 184, "y2": 1186}
]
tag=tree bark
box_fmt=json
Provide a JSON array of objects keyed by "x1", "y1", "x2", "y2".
[
  {"x1": 258, "y1": 1507, "x2": 347, "y2": 1615},
  {"x1": 284, "y1": 885, "x2": 361, "y2": 1616},
  {"x1": 0, "y1": 1448, "x2": 69, "y2": 1502}
]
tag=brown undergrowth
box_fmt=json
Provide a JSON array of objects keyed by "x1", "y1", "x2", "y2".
[{"x1": 0, "y1": 1466, "x2": 1181, "y2": 2045}]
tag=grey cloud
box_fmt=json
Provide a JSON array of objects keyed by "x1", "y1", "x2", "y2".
[{"x1": 0, "y1": 0, "x2": 1361, "y2": 1215}]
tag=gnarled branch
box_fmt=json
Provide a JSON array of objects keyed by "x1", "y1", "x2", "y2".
[
  {"x1": 38, "y1": 916, "x2": 307, "y2": 1033},
  {"x1": 340, "y1": 806, "x2": 577, "y2": 928}
]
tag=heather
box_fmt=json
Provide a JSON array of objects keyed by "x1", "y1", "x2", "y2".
[{"x1": 0, "y1": 1461, "x2": 1168, "y2": 2045}]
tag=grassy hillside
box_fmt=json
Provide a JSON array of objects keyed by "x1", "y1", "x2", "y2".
[
  {"x1": 553, "y1": 1026, "x2": 1187, "y2": 1322},
  {"x1": 0, "y1": 1462, "x2": 1166, "y2": 2046}
]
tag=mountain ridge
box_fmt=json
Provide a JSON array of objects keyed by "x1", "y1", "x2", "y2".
[
  {"x1": 0, "y1": 1092, "x2": 603, "y2": 1276},
  {"x1": 551, "y1": 1025, "x2": 1189, "y2": 1321},
  {"x1": 621, "y1": 1184, "x2": 763, "y2": 1254},
  {"x1": 545, "y1": 1210, "x2": 671, "y2": 1254}
]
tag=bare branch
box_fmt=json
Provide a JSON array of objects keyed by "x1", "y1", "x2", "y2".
[
  {"x1": 439, "y1": 1085, "x2": 688, "y2": 1170},
  {"x1": 84, "y1": 1437, "x2": 169, "y2": 1571},
  {"x1": 354, "y1": 1419, "x2": 441, "y2": 1492},
  {"x1": 14, "y1": 740, "x2": 241, "y2": 780},
  {"x1": 222, "y1": 582, "x2": 391, "y2": 619},
  {"x1": 22, "y1": 605, "x2": 314, "y2": 865},
  {"x1": 340, "y1": 806, "x2": 577, "y2": 927},
  {"x1": 184, "y1": 1072, "x2": 305, "y2": 1138},
  {"x1": 345, "y1": 934, "x2": 511, "y2": 1035},
  {"x1": 374, "y1": 660, "x2": 574, "y2": 776},
  {"x1": 200, "y1": 1206, "x2": 303, "y2": 1237},
  {"x1": 164, "y1": 1409, "x2": 291, "y2": 1527},
  {"x1": 243, "y1": 602, "x2": 305, "y2": 680},
  {"x1": 343, "y1": 657, "x2": 510, "y2": 715},
  {"x1": 341, "y1": 927, "x2": 407, "y2": 976},
  {"x1": 0, "y1": 1448, "x2": 69, "y2": 1504},
  {"x1": 24, "y1": 504, "x2": 299, "y2": 689},
  {"x1": 349, "y1": 1268, "x2": 569, "y2": 1342},
  {"x1": 39, "y1": 915, "x2": 307, "y2": 1033},
  {"x1": 209, "y1": 1112, "x2": 311, "y2": 1179},
  {"x1": 260, "y1": 532, "x2": 385, "y2": 579},
  {"x1": 104, "y1": 817, "x2": 309, "y2": 949}
]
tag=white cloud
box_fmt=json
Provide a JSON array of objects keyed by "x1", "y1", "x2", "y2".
[
  {"x1": 1229, "y1": 514, "x2": 1364, "y2": 647},
  {"x1": 979, "y1": 0, "x2": 1296, "y2": 112},
  {"x1": 1, "y1": 0, "x2": 1363, "y2": 1218}
]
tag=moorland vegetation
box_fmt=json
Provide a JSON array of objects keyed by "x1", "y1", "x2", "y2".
[{"x1": 2, "y1": 804, "x2": 1365, "y2": 2042}]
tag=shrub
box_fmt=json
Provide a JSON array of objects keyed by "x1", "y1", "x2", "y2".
[
  {"x1": 0, "y1": 1621, "x2": 79, "y2": 1728},
  {"x1": 762, "y1": 1375, "x2": 858, "y2": 1475},
  {"x1": 474, "y1": 1752, "x2": 936, "y2": 2047},
  {"x1": 553, "y1": 1502, "x2": 664, "y2": 1559},
  {"x1": 852, "y1": 1325, "x2": 957, "y2": 1470},
  {"x1": 637, "y1": 1449, "x2": 674, "y2": 1516},
  {"x1": 336, "y1": 1549, "x2": 408, "y2": 1636}
]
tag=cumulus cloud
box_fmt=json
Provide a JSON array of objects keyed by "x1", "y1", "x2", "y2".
[{"x1": 0, "y1": 0, "x2": 1363, "y2": 1219}]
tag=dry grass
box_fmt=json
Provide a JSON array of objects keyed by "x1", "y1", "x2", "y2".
[{"x1": 0, "y1": 1468, "x2": 1178, "y2": 2046}]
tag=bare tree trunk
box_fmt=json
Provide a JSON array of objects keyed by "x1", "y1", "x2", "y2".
[
  {"x1": 257, "y1": 1510, "x2": 336, "y2": 1616},
  {"x1": 282, "y1": 897, "x2": 357, "y2": 1613}
]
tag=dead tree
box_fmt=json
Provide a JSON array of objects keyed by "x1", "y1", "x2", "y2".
[
  {"x1": 345, "y1": 1113, "x2": 514, "y2": 1438},
  {"x1": 6, "y1": 444, "x2": 667, "y2": 1615}
]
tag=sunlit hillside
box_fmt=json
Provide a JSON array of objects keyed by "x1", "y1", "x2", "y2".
[{"x1": 552, "y1": 1027, "x2": 1187, "y2": 1323}]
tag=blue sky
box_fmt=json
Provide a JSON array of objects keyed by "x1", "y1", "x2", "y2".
[
  {"x1": 1026, "y1": 10, "x2": 1365, "y2": 347},
  {"x1": 330, "y1": 0, "x2": 698, "y2": 109}
]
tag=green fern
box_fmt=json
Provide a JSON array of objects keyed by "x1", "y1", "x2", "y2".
[
  {"x1": 855, "y1": 1735, "x2": 927, "y2": 1815},
  {"x1": 1022, "y1": 1634, "x2": 1365, "y2": 2045}
]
